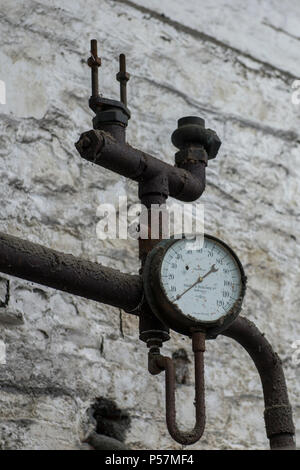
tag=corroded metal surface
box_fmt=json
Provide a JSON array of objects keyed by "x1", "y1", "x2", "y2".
[
  {"x1": 148, "y1": 331, "x2": 206, "y2": 445},
  {"x1": 223, "y1": 316, "x2": 296, "y2": 449},
  {"x1": 0, "y1": 232, "x2": 143, "y2": 313},
  {"x1": 1, "y1": 33, "x2": 295, "y2": 451},
  {"x1": 75, "y1": 129, "x2": 206, "y2": 203}
]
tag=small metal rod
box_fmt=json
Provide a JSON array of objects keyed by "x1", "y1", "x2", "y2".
[
  {"x1": 148, "y1": 331, "x2": 206, "y2": 445},
  {"x1": 88, "y1": 39, "x2": 101, "y2": 97},
  {"x1": 75, "y1": 130, "x2": 206, "y2": 203},
  {"x1": 222, "y1": 316, "x2": 296, "y2": 450},
  {"x1": 116, "y1": 53, "x2": 130, "y2": 106}
]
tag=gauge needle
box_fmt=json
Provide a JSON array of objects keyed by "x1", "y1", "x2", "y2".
[{"x1": 175, "y1": 264, "x2": 218, "y2": 301}]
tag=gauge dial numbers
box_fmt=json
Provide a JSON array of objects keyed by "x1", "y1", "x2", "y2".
[{"x1": 143, "y1": 235, "x2": 247, "y2": 337}]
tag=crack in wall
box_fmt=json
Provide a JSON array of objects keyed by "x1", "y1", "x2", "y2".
[
  {"x1": 111, "y1": 0, "x2": 298, "y2": 83},
  {"x1": 137, "y1": 76, "x2": 300, "y2": 144},
  {"x1": 263, "y1": 21, "x2": 300, "y2": 42},
  {"x1": 0, "y1": 381, "x2": 84, "y2": 399}
]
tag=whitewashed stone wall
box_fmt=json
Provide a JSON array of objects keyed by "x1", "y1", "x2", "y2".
[{"x1": 0, "y1": 0, "x2": 299, "y2": 450}]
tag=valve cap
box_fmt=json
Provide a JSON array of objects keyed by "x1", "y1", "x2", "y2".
[{"x1": 171, "y1": 116, "x2": 221, "y2": 160}]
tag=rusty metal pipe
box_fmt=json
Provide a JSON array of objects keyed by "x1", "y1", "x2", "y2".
[
  {"x1": 222, "y1": 316, "x2": 296, "y2": 449},
  {"x1": 75, "y1": 130, "x2": 206, "y2": 203},
  {"x1": 149, "y1": 331, "x2": 206, "y2": 445},
  {"x1": 0, "y1": 232, "x2": 143, "y2": 313}
]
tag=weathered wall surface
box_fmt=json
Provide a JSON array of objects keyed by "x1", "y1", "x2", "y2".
[{"x1": 0, "y1": 0, "x2": 299, "y2": 449}]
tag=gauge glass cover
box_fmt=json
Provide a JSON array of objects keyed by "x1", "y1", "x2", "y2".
[{"x1": 160, "y1": 237, "x2": 242, "y2": 323}]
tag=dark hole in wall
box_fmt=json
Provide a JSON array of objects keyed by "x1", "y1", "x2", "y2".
[
  {"x1": 91, "y1": 397, "x2": 131, "y2": 442},
  {"x1": 172, "y1": 348, "x2": 190, "y2": 385}
]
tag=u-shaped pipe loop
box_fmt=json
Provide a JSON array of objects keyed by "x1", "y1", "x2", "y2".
[{"x1": 148, "y1": 331, "x2": 206, "y2": 445}]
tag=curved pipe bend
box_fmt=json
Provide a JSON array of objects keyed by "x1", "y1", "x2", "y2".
[
  {"x1": 148, "y1": 331, "x2": 206, "y2": 446},
  {"x1": 222, "y1": 316, "x2": 296, "y2": 450}
]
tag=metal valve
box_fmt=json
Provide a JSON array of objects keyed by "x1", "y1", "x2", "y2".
[{"x1": 172, "y1": 116, "x2": 221, "y2": 167}]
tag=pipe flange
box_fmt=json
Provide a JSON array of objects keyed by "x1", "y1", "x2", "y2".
[
  {"x1": 93, "y1": 109, "x2": 129, "y2": 127},
  {"x1": 171, "y1": 116, "x2": 221, "y2": 160}
]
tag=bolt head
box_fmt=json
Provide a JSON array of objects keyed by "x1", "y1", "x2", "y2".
[
  {"x1": 93, "y1": 109, "x2": 129, "y2": 127},
  {"x1": 116, "y1": 71, "x2": 130, "y2": 82}
]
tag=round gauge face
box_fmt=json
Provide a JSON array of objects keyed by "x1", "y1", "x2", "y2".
[{"x1": 159, "y1": 236, "x2": 243, "y2": 324}]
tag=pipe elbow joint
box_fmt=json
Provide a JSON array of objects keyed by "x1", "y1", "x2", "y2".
[{"x1": 174, "y1": 161, "x2": 206, "y2": 202}]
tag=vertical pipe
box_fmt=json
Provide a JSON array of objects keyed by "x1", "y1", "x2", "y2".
[{"x1": 138, "y1": 175, "x2": 170, "y2": 343}]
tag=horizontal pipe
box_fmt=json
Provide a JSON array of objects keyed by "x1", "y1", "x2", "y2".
[
  {"x1": 223, "y1": 316, "x2": 296, "y2": 450},
  {"x1": 75, "y1": 130, "x2": 206, "y2": 202},
  {"x1": 0, "y1": 232, "x2": 143, "y2": 313}
]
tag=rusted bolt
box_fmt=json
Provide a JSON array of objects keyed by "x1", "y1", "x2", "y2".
[
  {"x1": 87, "y1": 39, "x2": 102, "y2": 67},
  {"x1": 88, "y1": 39, "x2": 102, "y2": 97},
  {"x1": 116, "y1": 54, "x2": 130, "y2": 106}
]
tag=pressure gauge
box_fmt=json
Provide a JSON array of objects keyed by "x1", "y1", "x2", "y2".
[{"x1": 143, "y1": 235, "x2": 247, "y2": 337}]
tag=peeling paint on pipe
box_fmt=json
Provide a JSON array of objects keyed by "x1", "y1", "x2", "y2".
[
  {"x1": 75, "y1": 129, "x2": 206, "y2": 202},
  {"x1": 0, "y1": 232, "x2": 143, "y2": 313}
]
